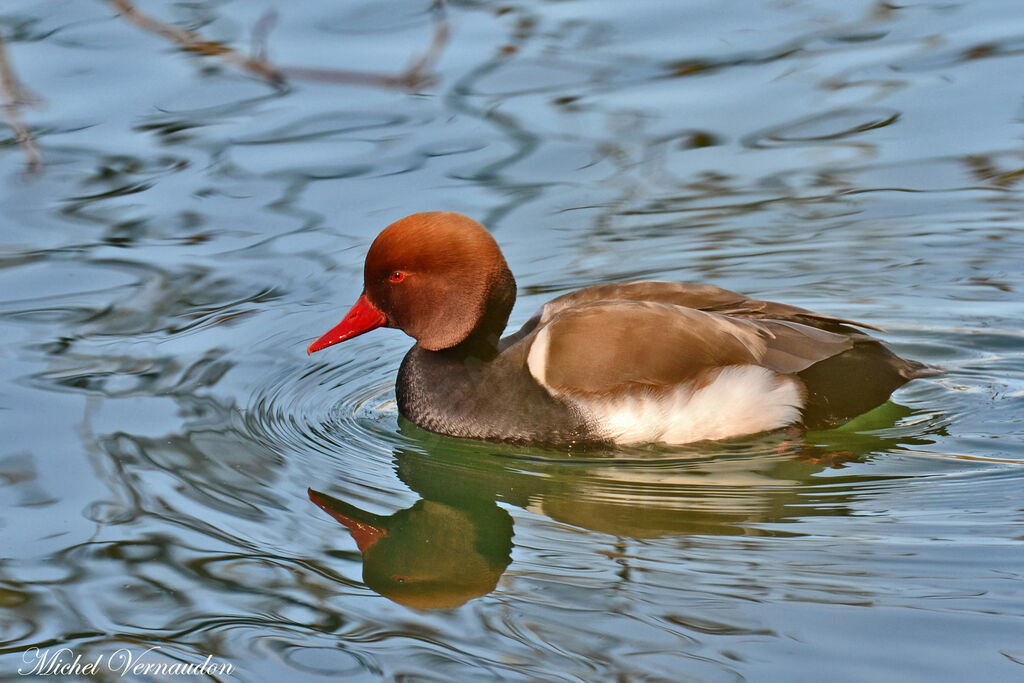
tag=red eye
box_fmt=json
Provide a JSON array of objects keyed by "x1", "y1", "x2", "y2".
[{"x1": 389, "y1": 271, "x2": 405, "y2": 283}]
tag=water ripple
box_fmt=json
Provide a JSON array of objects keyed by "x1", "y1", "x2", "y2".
[{"x1": 244, "y1": 351, "x2": 408, "y2": 475}]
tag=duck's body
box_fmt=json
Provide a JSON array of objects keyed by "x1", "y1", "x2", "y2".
[{"x1": 308, "y1": 213, "x2": 938, "y2": 445}]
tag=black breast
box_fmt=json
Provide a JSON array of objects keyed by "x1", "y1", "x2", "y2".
[{"x1": 395, "y1": 339, "x2": 591, "y2": 445}]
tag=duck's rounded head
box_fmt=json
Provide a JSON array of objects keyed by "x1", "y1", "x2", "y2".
[{"x1": 308, "y1": 212, "x2": 516, "y2": 354}]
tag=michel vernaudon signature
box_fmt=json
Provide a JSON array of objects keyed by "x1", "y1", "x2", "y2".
[{"x1": 18, "y1": 646, "x2": 234, "y2": 677}]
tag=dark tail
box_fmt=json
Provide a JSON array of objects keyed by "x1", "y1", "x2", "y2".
[
  {"x1": 798, "y1": 342, "x2": 940, "y2": 429},
  {"x1": 899, "y1": 358, "x2": 944, "y2": 380}
]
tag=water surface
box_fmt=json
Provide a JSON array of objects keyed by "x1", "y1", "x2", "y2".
[{"x1": 1, "y1": 0, "x2": 1023, "y2": 680}]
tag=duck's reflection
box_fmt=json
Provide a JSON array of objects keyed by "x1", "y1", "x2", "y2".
[
  {"x1": 308, "y1": 490, "x2": 512, "y2": 609},
  {"x1": 310, "y1": 402, "x2": 935, "y2": 608}
]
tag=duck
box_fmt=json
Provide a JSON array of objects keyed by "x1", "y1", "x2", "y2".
[{"x1": 307, "y1": 212, "x2": 940, "y2": 445}]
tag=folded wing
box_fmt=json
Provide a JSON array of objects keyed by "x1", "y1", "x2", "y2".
[{"x1": 527, "y1": 299, "x2": 855, "y2": 397}]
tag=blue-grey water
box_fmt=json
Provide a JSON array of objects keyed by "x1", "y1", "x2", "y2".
[{"x1": 2, "y1": 0, "x2": 1023, "y2": 680}]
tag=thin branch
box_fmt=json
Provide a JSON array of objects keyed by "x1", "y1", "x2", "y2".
[
  {"x1": 282, "y1": 0, "x2": 450, "y2": 89},
  {"x1": 398, "y1": 1, "x2": 451, "y2": 86},
  {"x1": 250, "y1": 8, "x2": 279, "y2": 63},
  {"x1": 110, "y1": 0, "x2": 450, "y2": 91},
  {"x1": 110, "y1": 0, "x2": 285, "y2": 83},
  {"x1": 0, "y1": 32, "x2": 43, "y2": 173}
]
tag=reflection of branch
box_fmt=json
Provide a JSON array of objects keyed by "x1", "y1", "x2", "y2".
[
  {"x1": 111, "y1": 0, "x2": 450, "y2": 91},
  {"x1": 0, "y1": 33, "x2": 42, "y2": 173},
  {"x1": 110, "y1": 0, "x2": 284, "y2": 83},
  {"x1": 284, "y1": 1, "x2": 450, "y2": 89},
  {"x1": 250, "y1": 9, "x2": 279, "y2": 63}
]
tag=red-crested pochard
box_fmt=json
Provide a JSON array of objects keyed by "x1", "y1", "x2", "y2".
[{"x1": 308, "y1": 212, "x2": 940, "y2": 445}]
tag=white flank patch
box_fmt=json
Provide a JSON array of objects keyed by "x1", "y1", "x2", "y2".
[
  {"x1": 575, "y1": 366, "x2": 803, "y2": 445},
  {"x1": 526, "y1": 324, "x2": 551, "y2": 386}
]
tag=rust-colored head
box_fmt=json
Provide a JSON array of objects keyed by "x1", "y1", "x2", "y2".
[{"x1": 308, "y1": 212, "x2": 516, "y2": 353}]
